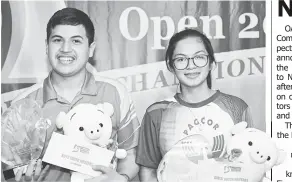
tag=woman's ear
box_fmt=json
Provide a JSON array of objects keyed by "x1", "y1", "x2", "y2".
[
  {"x1": 210, "y1": 61, "x2": 217, "y2": 71},
  {"x1": 166, "y1": 60, "x2": 174, "y2": 73}
]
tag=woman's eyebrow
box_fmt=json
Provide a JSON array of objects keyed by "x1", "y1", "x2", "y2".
[
  {"x1": 174, "y1": 50, "x2": 207, "y2": 58},
  {"x1": 173, "y1": 53, "x2": 187, "y2": 58},
  {"x1": 192, "y1": 50, "x2": 207, "y2": 55}
]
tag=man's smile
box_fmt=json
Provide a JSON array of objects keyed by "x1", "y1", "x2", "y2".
[{"x1": 57, "y1": 55, "x2": 76, "y2": 64}]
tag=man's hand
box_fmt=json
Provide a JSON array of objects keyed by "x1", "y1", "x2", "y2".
[
  {"x1": 14, "y1": 159, "x2": 50, "y2": 182},
  {"x1": 85, "y1": 165, "x2": 128, "y2": 182}
]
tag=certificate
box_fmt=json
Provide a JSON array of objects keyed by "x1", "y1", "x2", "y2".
[{"x1": 42, "y1": 132, "x2": 114, "y2": 177}]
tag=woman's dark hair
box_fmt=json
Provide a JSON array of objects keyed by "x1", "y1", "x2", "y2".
[
  {"x1": 46, "y1": 8, "x2": 95, "y2": 45},
  {"x1": 165, "y1": 29, "x2": 215, "y2": 89}
]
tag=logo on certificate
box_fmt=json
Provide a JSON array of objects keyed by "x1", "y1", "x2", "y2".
[
  {"x1": 72, "y1": 144, "x2": 90, "y2": 154},
  {"x1": 224, "y1": 166, "x2": 241, "y2": 173}
]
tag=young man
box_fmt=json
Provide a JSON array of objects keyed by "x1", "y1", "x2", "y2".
[{"x1": 12, "y1": 8, "x2": 140, "y2": 182}]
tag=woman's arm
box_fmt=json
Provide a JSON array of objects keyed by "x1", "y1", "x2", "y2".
[
  {"x1": 136, "y1": 109, "x2": 163, "y2": 181},
  {"x1": 242, "y1": 107, "x2": 254, "y2": 127},
  {"x1": 139, "y1": 166, "x2": 158, "y2": 182}
]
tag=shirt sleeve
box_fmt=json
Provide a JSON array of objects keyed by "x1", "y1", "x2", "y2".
[
  {"x1": 117, "y1": 86, "x2": 140, "y2": 150},
  {"x1": 136, "y1": 111, "x2": 162, "y2": 169},
  {"x1": 242, "y1": 106, "x2": 254, "y2": 128}
]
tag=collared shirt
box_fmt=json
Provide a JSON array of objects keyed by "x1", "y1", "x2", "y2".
[{"x1": 14, "y1": 70, "x2": 140, "y2": 181}]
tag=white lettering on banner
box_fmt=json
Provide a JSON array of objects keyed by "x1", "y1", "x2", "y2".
[
  {"x1": 119, "y1": 7, "x2": 265, "y2": 49},
  {"x1": 177, "y1": 16, "x2": 198, "y2": 32},
  {"x1": 150, "y1": 16, "x2": 175, "y2": 49},
  {"x1": 200, "y1": 16, "x2": 226, "y2": 39},
  {"x1": 119, "y1": 7, "x2": 149, "y2": 41},
  {"x1": 263, "y1": 17, "x2": 266, "y2": 34},
  {"x1": 238, "y1": 13, "x2": 260, "y2": 38}
]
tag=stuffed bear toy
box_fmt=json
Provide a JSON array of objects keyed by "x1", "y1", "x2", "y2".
[
  {"x1": 224, "y1": 122, "x2": 286, "y2": 182},
  {"x1": 56, "y1": 103, "x2": 127, "y2": 182},
  {"x1": 157, "y1": 122, "x2": 286, "y2": 182}
]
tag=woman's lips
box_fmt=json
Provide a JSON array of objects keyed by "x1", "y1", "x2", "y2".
[{"x1": 184, "y1": 72, "x2": 200, "y2": 79}]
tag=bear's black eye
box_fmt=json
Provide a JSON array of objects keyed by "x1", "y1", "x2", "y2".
[
  {"x1": 248, "y1": 141, "x2": 253, "y2": 146},
  {"x1": 99, "y1": 123, "x2": 103, "y2": 127},
  {"x1": 79, "y1": 127, "x2": 84, "y2": 131},
  {"x1": 267, "y1": 156, "x2": 271, "y2": 161}
]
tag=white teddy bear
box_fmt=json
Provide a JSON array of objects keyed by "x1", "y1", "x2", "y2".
[
  {"x1": 226, "y1": 122, "x2": 286, "y2": 182},
  {"x1": 56, "y1": 103, "x2": 127, "y2": 182}
]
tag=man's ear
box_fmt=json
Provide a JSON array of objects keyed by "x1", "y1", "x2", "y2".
[
  {"x1": 89, "y1": 42, "x2": 96, "y2": 57},
  {"x1": 45, "y1": 39, "x2": 48, "y2": 55}
]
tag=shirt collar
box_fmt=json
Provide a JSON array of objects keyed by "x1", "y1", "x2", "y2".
[
  {"x1": 43, "y1": 70, "x2": 98, "y2": 104},
  {"x1": 43, "y1": 72, "x2": 57, "y2": 103},
  {"x1": 174, "y1": 90, "x2": 220, "y2": 108},
  {"x1": 80, "y1": 70, "x2": 98, "y2": 96}
]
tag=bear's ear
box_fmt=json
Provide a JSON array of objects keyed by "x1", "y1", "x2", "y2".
[
  {"x1": 56, "y1": 112, "x2": 69, "y2": 129},
  {"x1": 102, "y1": 102, "x2": 114, "y2": 117},
  {"x1": 275, "y1": 149, "x2": 286, "y2": 166},
  {"x1": 230, "y1": 121, "x2": 248, "y2": 136}
]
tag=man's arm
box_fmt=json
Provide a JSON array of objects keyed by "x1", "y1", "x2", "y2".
[
  {"x1": 116, "y1": 114, "x2": 140, "y2": 180},
  {"x1": 113, "y1": 81, "x2": 140, "y2": 181},
  {"x1": 139, "y1": 166, "x2": 158, "y2": 182},
  {"x1": 116, "y1": 148, "x2": 139, "y2": 181}
]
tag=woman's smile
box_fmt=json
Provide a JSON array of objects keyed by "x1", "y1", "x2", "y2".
[{"x1": 184, "y1": 72, "x2": 200, "y2": 79}]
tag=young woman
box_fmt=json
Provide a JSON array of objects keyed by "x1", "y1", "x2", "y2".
[{"x1": 136, "y1": 29, "x2": 254, "y2": 182}]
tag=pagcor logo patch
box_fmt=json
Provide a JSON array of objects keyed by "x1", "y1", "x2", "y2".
[
  {"x1": 224, "y1": 166, "x2": 241, "y2": 173},
  {"x1": 72, "y1": 144, "x2": 90, "y2": 154}
]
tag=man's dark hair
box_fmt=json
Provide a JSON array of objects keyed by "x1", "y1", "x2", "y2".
[
  {"x1": 46, "y1": 8, "x2": 95, "y2": 45},
  {"x1": 165, "y1": 28, "x2": 215, "y2": 89}
]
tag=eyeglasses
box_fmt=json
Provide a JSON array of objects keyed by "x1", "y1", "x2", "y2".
[{"x1": 172, "y1": 55, "x2": 209, "y2": 70}]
